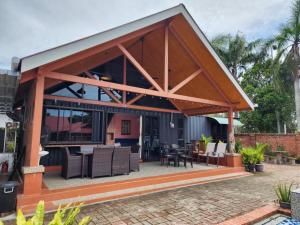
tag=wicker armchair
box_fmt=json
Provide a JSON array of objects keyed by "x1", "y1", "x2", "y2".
[
  {"x1": 88, "y1": 147, "x2": 114, "y2": 178},
  {"x1": 112, "y1": 147, "x2": 130, "y2": 175},
  {"x1": 62, "y1": 147, "x2": 82, "y2": 179},
  {"x1": 130, "y1": 144, "x2": 140, "y2": 172}
]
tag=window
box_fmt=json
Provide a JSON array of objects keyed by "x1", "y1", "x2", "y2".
[
  {"x1": 121, "y1": 120, "x2": 131, "y2": 135},
  {"x1": 43, "y1": 107, "x2": 103, "y2": 144}
]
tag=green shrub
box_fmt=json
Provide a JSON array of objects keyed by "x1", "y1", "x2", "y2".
[
  {"x1": 275, "y1": 182, "x2": 293, "y2": 203},
  {"x1": 240, "y1": 147, "x2": 258, "y2": 165},
  {"x1": 234, "y1": 139, "x2": 243, "y2": 153},
  {"x1": 11, "y1": 200, "x2": 91, "y2": 225}
]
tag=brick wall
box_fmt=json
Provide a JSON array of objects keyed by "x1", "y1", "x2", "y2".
[{"x1": 235, "y1": 133, "x2": 300, "y2": 156}]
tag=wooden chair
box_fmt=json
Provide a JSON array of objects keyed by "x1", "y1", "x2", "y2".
[
  {"x1": 179, "y1": 143, "x2": 193, "y2": 168},
  {"x1": 88, "y1": 147, "x2": 114, "y2": 178},
  {"x1": 62, "y1": 147, "x2": 82, "y2": 179},
  {"x1": 207, "y1": 143, "x2": 227, "y2": 167}
]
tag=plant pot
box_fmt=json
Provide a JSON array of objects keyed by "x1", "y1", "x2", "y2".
[
  {"x1": 255, "y1": 164, "x2": 264, "y2": 172},
  {"x1": 296, "y1": 159, "x2": 300, "y2": 164},
  {"x1": 279, "y1": 201, "x2": 291, "y2": 209},
  {"x1": 246, "y1": 164, "x2": 255, "y2": 172}
]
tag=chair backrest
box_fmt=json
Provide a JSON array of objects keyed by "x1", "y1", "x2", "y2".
[
  {"x1": 131, "y1": 144, "x2": 140, "y2": 153},
  {"x1": 206, "y1": 143, "x2": 216, "y2": 154},
  {"x1": 93, "y1": 147, "x2": 114, "y2": 161},
  {"x1": 113, "y1": 147, "x2": 130, "y2": 161},
  {"x1": 216, "y1": 143, "x2": 227, "y2": 155}
]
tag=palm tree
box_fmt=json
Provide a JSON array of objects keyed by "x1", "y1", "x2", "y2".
[
  {"x1": 211, "y1": 33, "x2": 261, "y2": 79},
  {"x1": 276, "y1": 0, "x2": 300, "y2": 131}
]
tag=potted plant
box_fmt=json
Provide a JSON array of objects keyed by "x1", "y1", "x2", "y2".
[
  {"x1": 275, "y1": 182, "x2": 293, "y2": 209},
  {"x1": 296, "y1": 156, "x2": 300, "y2": 164},
  {"x1": 200, "y1": 134, "x2": 213, "y2": 153},
  {"x1": 234, "y1": 139, "x2": 243, "y2": 153},
  {"x1": 255, "y1": 143, "x2": 266, "y2": 172},
  {"x1": 240, "y1": 147, "x2": 257, "y2": 172}
]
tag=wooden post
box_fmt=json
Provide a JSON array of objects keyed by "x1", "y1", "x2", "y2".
[
  {"x1": 22, "y1": 72, "x2": 45, "y2": 195},
  {"x1": 164, "y1": 25, "x2": 168, "y2": 92},
  {"x1": 228, "y1": 107, "x2": 235, "y2": 153},
  {"x1": 123, "y1": 56, "x2": 127, "y2": 104}
]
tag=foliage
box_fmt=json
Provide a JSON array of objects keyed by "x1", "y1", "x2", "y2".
[
  {"x1": 14, "y1": 201, "x2": 91, "y2": 225},
  {"x1": 240, "y1": 147, "x2": 258, "y2": 165},
  {"x1": 275, "y1": 182, "x2": 294, "y2": 203},
  {"x1": 264, "y1": 145, "x2": 276, "y2": 157},
  {"x1": 211, "y1": 33, "x2": 263, "y2": 79},
  {"x1": 6, "y1": 141, "x2": 15, "y2": 153},
  {"x1": 200, "y1": 134, "x2": 213, "y2": 149},
  {"x1": 234, "y1": 139, "x2": 243, "y2": 153},
  {"x1": 240, "y1": 143, "x2": 267, "y2": 165},
  {"x1": 255, "y1": 143, "x2": 267, "y2": 163}
]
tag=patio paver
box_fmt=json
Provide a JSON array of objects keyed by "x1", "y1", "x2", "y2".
[{"x1": 74, "y1": 164, "x2": 300, "y2": 225}]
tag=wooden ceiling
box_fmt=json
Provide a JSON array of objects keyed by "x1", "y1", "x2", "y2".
[{"x1": 28, "y1": 14, "x2": 252, "y2": 115}]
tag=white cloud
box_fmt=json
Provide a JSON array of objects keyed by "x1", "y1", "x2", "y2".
[{"x1": 0, "y1": 0, "x2": 292, "y2": 69}]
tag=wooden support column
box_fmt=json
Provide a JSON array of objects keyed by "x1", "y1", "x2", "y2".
[
  {"x1": 164, "y1": 25, "x2": 168, "y2": 91},
  {"x1": 22, "y1": 72, "x2": 45, "y2": 195},
  {"x1": 123, "y1": 56, "x2": 127, "y2": 104},
  {"x1": 228, "y1": 107, "x2": 235, "y2": 153}
]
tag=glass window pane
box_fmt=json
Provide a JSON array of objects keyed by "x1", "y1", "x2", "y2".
[
  {"x1": 58, "y1": 109, "x2": 71, "y2": 142},
  {"x1": 70, "y1": 110, "x2": 83, "y2": 142},
  {"x1": 83, "y1": 85, "x2": 99, "y2": 100},
  {"x1": 52, "y1": 83, "x2": 83, "y2": 98},
  {"x1": 44, "y1": 108, "x2": 59, "y2": 142},
  {"x1": 82, "y1": 111, "x2": 92, "y2": 141}
]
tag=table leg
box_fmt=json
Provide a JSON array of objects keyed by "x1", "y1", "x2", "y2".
[{"x1": 81, "y1": 155, "x2": 85, "y2": 178}]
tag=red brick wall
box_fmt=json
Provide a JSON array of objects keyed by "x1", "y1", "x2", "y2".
[{"x1": 235, "y1": 133, "x2": 300, "y2": 156}]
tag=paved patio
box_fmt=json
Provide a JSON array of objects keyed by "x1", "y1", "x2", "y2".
[
  {"x1": 69, "y1": 164, "x2": 300, "y2": 225},
  {"x1": 44, "y1": 162, "x2": 218, "y2": 190}
]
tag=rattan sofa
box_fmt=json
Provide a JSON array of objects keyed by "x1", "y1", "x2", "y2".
[
  {"x1": 88, "y1": 147, "x2": 114, "y2": 178},
  {"x1": 62, "y1": 147, "x2": 82, "y2": 179},
  {"x1": 112, "y1": 147, "x2": 130, "y2": 175}
]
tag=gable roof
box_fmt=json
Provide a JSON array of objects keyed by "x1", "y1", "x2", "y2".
[{"x1": 19, "y1": 4, "x2": 254, "y2": 111}]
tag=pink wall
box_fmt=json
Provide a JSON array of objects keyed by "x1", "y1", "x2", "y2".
[{"x1": 107, "y1": 113, "x2": 140, "y2": 140}]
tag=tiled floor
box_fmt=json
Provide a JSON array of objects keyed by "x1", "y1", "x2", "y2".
[
  {"x1": 69, "y1": 164, "x2": 300, "y2": 225},
  {"x1": 43, "y1": 161, "x2": 218, "y2": 190}
]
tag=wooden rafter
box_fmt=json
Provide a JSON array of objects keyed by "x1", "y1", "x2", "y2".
[
  {"x1": 45, "y1": 71, "x2": 232, "y2": 107},
  {"x1": 169, "y1": 25, "x2": 232, "y2": 105},
  {"x1": 169, "y1": 69, "x2": 202, "y2": 94},
  {"x1": 118, "y1": 44, "x2": 163, "y2": 92},
  {"x1": 127, "y1": 86, "x2": 155, "y2": 105},
  {"x1": 44, "y1": 94, "x2": 180, "y2": 114}
]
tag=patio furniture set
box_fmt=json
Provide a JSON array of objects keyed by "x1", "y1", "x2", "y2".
[
  {"x1": 160, "y1": 142, "x2": 227, "y2": 168},
  {"x1": 62, "y1": 144, "x2": 140, "y2": 179}
]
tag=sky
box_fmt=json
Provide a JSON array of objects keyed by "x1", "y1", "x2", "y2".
[{"x1": 0, "y1": 0, "x2": 293, "y2": 69}]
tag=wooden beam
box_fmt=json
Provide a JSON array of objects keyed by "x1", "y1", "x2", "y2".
[
  {"x1": 118, "y1": 44, "x2": 163, "y2": 92},
  {"x1": 169, "y1": 26, "x2": 232, "y2": 105},
  {"x1": 44, "y1": 95, "x2": 180, "y2": 114},
  {"x1": 20, "y1": 70, "x2": 36, "y2": 84},
  {"x1": 164, "y1": 25, "x2": 169, "y2": 91},
  {"x1": 123, "y1": 56, "x2": 127, "y2": 104},
  {"x1": 40, "y1": 22, "x2": 165, "y2": 73},
  {"x1": 45, "y1": 71, "x2": 232, "y2": 107},
  {"x1": 127, "y1": 86, "x2": 155, "y2": 105},
  {"x1": 169, "y1": 69, "x2": 202, "y2": 94}
]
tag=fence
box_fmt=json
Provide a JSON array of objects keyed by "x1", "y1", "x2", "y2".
[{"x1": 235, "y1": 133, "x2": 300, "y2": 156}]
